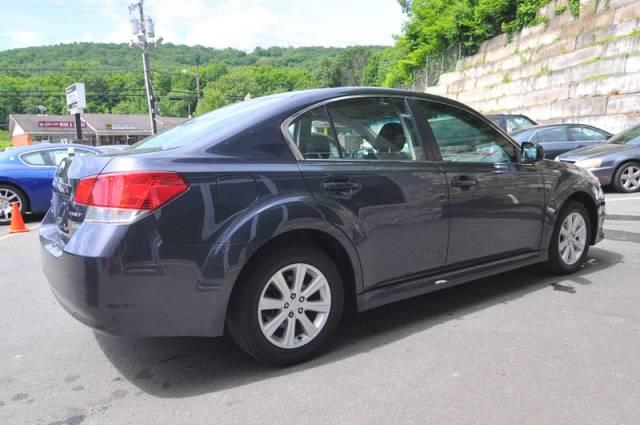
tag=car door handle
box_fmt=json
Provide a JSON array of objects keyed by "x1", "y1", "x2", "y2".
[
  {"x1": 321, "y1": 179, "x2": 361, "y2": 193},
  {"x1": 451, "y1": 176, "x2": 478, "y2": 188}
]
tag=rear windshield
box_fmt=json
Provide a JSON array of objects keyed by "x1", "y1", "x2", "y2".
[
  {"x1": 131, "y1": 94, "x2": 292, "y2": 152},
  {"x1": 607, "y1": 125, "x2": 640, "y2": 145}
]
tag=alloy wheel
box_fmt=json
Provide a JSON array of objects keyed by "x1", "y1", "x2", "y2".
[
  {"x1": 258, "y1": 263, "x2": 332, "y2": 349},
  {"x1": 0, "y1": 188, "x2": 21, "y2": 223},
  {"x1": 620, "y1": 165, "x2": 640, "y2": 191},
  {"x1": 558, "y1": 212, "x2": 587, "y2": 266}
]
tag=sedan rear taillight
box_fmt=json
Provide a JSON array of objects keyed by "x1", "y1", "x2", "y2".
[{"x1": 74, "y1": 171, "x2": 188, "y2": 223}]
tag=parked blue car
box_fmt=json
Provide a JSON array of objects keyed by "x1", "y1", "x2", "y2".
[{"x1": 0, "y1": 144, "x2": 102, "y2": 224}]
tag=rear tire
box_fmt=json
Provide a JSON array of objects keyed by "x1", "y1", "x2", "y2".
[
  {"x1": 546, "y1": 201, "x2": 591, "y2": 275},
  {"x1": 0, "y1": 184, "x2": 27, "y2": 225},
  {"x1": 227, "y1": 245, "x2": 344, "y2": 366},
  {"x1": 612, "y1": 161, "x2": 640, "y2": 193}
]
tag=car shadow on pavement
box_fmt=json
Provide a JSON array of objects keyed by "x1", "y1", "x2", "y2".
[{"x1": 94, "y1": 246, "x2": 622, "y2": 398}]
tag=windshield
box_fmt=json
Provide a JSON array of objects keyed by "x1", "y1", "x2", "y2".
[
  {"x1": 131, "y1": 93, "x2": 292, "y2": 151},
  {"x1": 607, "y1": 125, "x2": 640, "y2": 145}
]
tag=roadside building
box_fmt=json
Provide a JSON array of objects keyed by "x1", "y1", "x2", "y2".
[{"x1": 7, "y1": 113, "x2": 187, "y2": 147}]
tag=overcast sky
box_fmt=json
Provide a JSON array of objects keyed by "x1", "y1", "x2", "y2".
[{"x1": 0, "y1": 0, "x2": 405, "y2": 51}]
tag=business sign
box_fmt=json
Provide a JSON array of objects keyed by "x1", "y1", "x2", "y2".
[
  {"x1": 38, "y1": 121, "x2": 87, "y2": 129},
  {"x1": 106, "y1": 124, "x2": 137, "y2": 131},
  {"x1": 65, "y1": 83, "x2": 86, "y2": 115}
]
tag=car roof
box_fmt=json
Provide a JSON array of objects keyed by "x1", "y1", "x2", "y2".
[
  {"x1": 485, "y1": 114, "x2": 531, "y2": 119},
  {"x1": 521, "y1": 123, "x2": 606, "y2": 130},
  {"x1": 262, "y1": 86, "x2": 471, "y2": 112}
]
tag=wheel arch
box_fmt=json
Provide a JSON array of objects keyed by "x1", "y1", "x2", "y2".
[
  {"x1": 561, "y1": 191, "x2": 599, "y2": 245},
  {"x1": 229, "y1": 228, "x2": 362, "y2": 317},
  {"x1": 612, "y1": 159, "x2": 640, "y2": 188}
]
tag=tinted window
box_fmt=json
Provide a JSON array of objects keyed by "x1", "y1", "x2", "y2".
[
  {"x1": 20, "y1": 151, "x2": 47, "y2": 166},
  {"x1": 288, "y1": 97, "x2": 422, "y2": 161},
  {"x1": 536, "y1": 128, "x2": 567, "y2": 143},
  {"x1": 419, "y1": 101, "x2": 515, "y2": 163},
  {"x1": 569, "y1": 126, "x2": 608, "y2": 141},
  {"x1": 608, "y1": 125, "x2": 640, "y2": 145},
  {"x1": 287, "y1": 107, "x2": 341, "y2": 159}
]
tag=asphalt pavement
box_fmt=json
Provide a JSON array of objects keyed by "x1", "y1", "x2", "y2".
[{"x1": 1, "y1": 194, "x2": 640, "y2": 425}]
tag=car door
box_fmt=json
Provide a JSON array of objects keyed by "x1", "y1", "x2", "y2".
[
  {"x1": 287, "y1": 96, "x2": 449, "y2": 289},
  {"x1": 533, "y1": 127, "x2": 571, "y2": 158},
  {"x1": 414, "y1": 99, "x2": 545, "y2": 266},
  {"x1": 16, "y1": 149, "x2": 57, "y2": 212},
  {"x1": 567, "y1": 126, "x2": 609, "y2": 151}
]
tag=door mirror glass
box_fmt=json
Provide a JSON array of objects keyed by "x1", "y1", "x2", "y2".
[{"x1": 521, "y1": 142, "x2": 544, "y2": 163}]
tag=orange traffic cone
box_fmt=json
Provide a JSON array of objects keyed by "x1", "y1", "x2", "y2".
[{"x1": 9, "y1": 202, "x2": 28, "y2": 233}]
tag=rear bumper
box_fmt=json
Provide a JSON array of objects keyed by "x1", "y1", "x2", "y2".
[{"x1": 39, "y1": 212, "x2": 231, "y2": 337}]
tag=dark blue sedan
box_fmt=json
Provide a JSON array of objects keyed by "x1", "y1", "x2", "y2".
[
  {"x1": 0, "y1": 144, "x2": 101, "y2": 224},
  {"x1": 40, "y1": 87, "x2": 605, "y2": 365}
]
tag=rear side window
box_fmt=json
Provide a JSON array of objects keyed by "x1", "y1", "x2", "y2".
[
  {"x1": 287, "y1": 107, "x2": 341, "y2": 159},
  {"x1": 287, "y1": 97, "x2": 422, "y2": 161},
  {"x1": 48, "y1": 148, "x2": 95, "y2": 166},
  {"x1": 536, "y1": 128, "x2": 567, "y2": 143},
  {"x1": 569, "y1": 126, "x2": 608, "y2": 141},
  {"x1": 418, "y1": 101, "x2": 516, "y2": 163},
  {"x1": 20, "y1": 151, "x2": 47, "y2": 166},
  {"x1": 505, "y1": 116, "x2": 535, "y2": 134}
]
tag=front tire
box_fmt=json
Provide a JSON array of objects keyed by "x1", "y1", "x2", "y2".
[
  {"x1": 612, "y1": 161, "x2": 640, "y2": 193},
  {"x1": 0, "y1": 184, "x2": 27, "y2": 225},
  {"x1": 227, "y1": 245, "x2": 344, "y2": 366},
  {"x1": 546, "y1": 201, "x2": 591, "y2": 275}
]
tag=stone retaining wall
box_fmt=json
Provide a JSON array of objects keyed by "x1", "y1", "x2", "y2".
[{"x1": 426, "y1": 0, "x2": 640, "y2": 133}]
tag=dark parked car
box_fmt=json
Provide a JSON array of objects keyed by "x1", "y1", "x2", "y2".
[
  {"x1": 0, "y1": 144, "x2": 102, "y2": 224},
  {"x1": 557, "y1": 123, "x2": 640, "y2": 192},
  {"x1": 486, "y1": 114, "x2": 537, "y2": 134},
  {"x1": 40, "y1": 88, "x2": 605, "y2": 365},
  {"x1": 513, "y1": 124, "x2": 612, "y2": 159}
]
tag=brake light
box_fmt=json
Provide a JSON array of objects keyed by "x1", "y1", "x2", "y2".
[{"x1": 74, "y1": 172, "x2": 188, "y2": 222}]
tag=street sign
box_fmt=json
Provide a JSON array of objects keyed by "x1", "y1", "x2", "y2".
[{"x1": 65, "y1": 83, "x2": 86, "y2": 115}]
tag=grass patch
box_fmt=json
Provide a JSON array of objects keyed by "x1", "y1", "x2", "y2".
[
  {"x1": 0, "y1": 130, "x2": 11, "y2": 150},
  {"x1": 593, "y1": 29, "x2": 640, "y2": 46}
]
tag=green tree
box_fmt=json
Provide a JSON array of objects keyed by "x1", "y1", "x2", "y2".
[{"x1": 195, "y1": 87, "x2": 227, "y2": 115}]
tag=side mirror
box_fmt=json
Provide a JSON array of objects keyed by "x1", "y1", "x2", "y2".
[{"x1": 521, "y1": 141, "x2": 544, "y2": 163}]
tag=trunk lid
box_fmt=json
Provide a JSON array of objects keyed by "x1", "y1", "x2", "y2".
[{"x1": 52, "y1": 154, "x2": 113, "y2": 240}]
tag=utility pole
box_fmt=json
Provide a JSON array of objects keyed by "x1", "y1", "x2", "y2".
[
  {"x1": 195, "y1": 63, "x2": 201, "y2": 103},
  {"x1": 129, "y1": 0, "x2": 162, "y2": 135}
]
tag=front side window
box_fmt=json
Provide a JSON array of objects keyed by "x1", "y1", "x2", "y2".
[
  {"x1": 569, "y1": 126, "x2": 608, "y2": 141},
  {"x1": 419, "y1": 101, "x2": 515, "y2": 163},
  {"x1": 287, "y1": 97, "x2": 422, "y2": 161},
  {"x1": 536, "y1": 128, "x2": 567, "y2": 143}
]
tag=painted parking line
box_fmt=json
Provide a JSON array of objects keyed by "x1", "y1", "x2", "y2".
[
  {"x1": 0, "y1": 224, "x2": 41, "y2": 242},
  {"x1": 606, "y1": 197, "x2": 640, "y2": 202}
]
